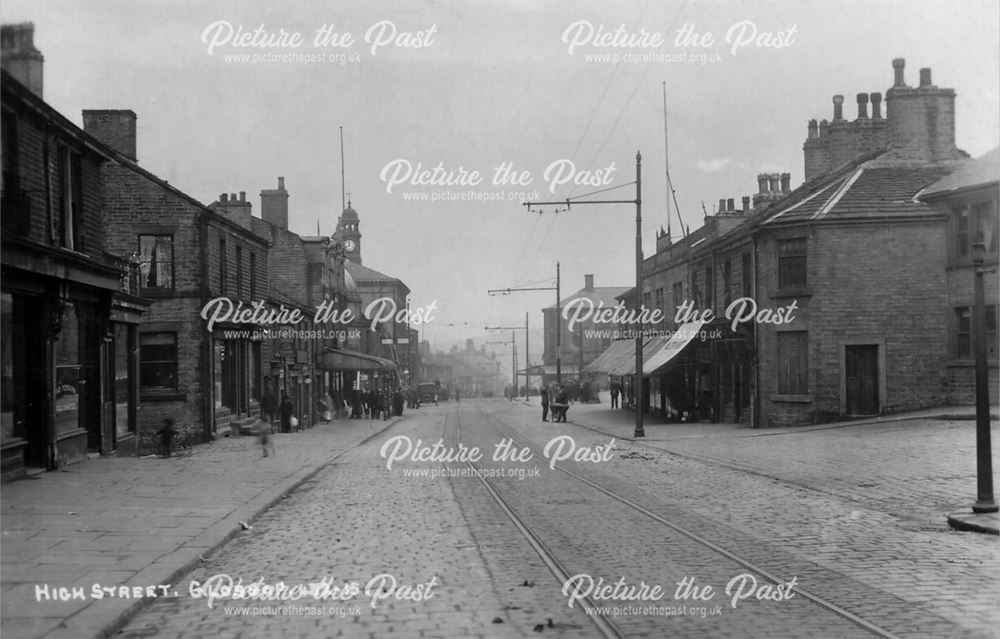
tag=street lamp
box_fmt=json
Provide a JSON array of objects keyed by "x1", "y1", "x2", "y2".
[{"x1": 971, "y1": 229, "x2": 997, "y2": 513}]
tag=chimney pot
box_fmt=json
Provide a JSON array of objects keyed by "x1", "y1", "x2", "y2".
[
  {"x1": 808, "y1": 118, "x2": 819, "y2": 138},
  {"x1": 870, "y1": 92, "x2": 883, "y2": 119},
  {"x1": 727, "y1": 198, "x2": 735, "y2": 211},
  {"x1": 892, "y1": 58, "x2": 906, "y2": 87},
  {"x1": 757, "y1": 174, "x2": 768, "y2": 194},
  {"x1": 742, "y1": 196, "x2": 751, "y2": 212},
  {"x1": 768, "y1": 174, "x2": 780, "y2": 193},
  {"x1": 718, "y1": 198, "x2": 726, "y2": 212},
  {"x1": 230, "y1": 192, "x2": 237, "y2": 201},
  {"x1": 856, "y1": 93, "x2": 869, "y2": 119},
  {"x1": 221, "y1": 193, "x2": 229, "y2": 203},
  {"x1": 919, "y1": 67, "x2": 932, "y2": 87},
  {"x1": 278, "y1": 177, "x2": 285, "y2": 190},
  {"x1": 780, "y1": 172, "x2": 791, "y2": 193},
  {"x1": 584, "y1": 274, "x2": 594, "y2": 290},
  {"x1": 239, "y1": 191, "x2": 246, "y2": 202},
  {"x1": 832, "y1": 95, "x2": 845, "y2": 121}
]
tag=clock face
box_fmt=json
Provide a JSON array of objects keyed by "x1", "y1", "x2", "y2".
[{"x1": 344, "y1": 240, "x2": 356, "y2": 253}]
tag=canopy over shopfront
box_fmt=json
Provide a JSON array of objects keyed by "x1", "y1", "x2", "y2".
[
  {"x1": 585, "y1": 320, "x2": 706, "y2": 377},
  {"x1": 321, "y1": 349, "x2": 397, "y2": 373}
]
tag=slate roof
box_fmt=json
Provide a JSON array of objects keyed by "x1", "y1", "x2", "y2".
[
  {"x1": 759, "y1": 150, "x2": 955, "y2": 226},
  {"x1": 345, "y1": 261, "x2": 401, "y2": 284},
  {"x1": 919, "y1": 147, "x2": 999, "y2": 199}
]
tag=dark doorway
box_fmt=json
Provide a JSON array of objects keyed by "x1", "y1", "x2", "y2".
[{"x1": 846, "y1": 345, "x2": 879, "y2": 416}]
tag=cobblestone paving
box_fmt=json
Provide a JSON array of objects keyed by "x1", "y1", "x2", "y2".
[
  {"x1": 115, "y1": 407, "x2": 530, "y2": 638},
  {"x1": 515, "y1": 400, "x2": 1000, "y2": 638}
]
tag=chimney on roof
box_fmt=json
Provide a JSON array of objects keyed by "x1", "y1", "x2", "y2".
[
  {"x1": 211, "y1": 188, "x2": 253, "y2": 230},
  {"x1": 919, "y1": 67, "x2": 933, "y2": 88},
  {"x1": 727, "y1": 198, "x2": 735, "y2": 211},
  {"x1": 757, "y1": 174, "x2": 768, "y2": 194},
  {"x1": 780, "y1": 173, "x2": 791, "y2": 193},
  {"x1": 82, "y1": 110, "x2": 138, "y2": 161},
  {"x1": 886, "y1": 59, "x2": 959, "y2": 163},
  {"x1": 768, "y1": 173, "x2": 780, "y2": 193},
  {"x1": 584, "y1": 274, "x2": 594, "y2": 291},
  {"x1": 742, "y1": 196, "x2": 751, "y2": 212},
  {"x1": 808, "y1": 119, "x2": 819, "y2": 139},
  {"x1": 718, "y1": 198, "x2": 726, "y2": 212},
  {"x1": 832, "y1": 95, "x2": 845, "y2": 121},
  {"x1": 856, "y1": 93, "x2": 869, "y2": 120},
  {"x1": 871, "y1": 92, "x2": 883, "y2": 119},
  {"x1": 892, "y1": 57, "x2": 906, "y2": 87},
  {"x1": 260, "y1": 176, "x2": 289, "y2": 230},
  {"x1": 1, "y1": 23, "x2": 43, "y2": 98}
]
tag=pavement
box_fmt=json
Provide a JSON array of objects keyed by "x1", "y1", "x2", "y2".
[{"x1": 1, "y1": 413, "x2": 403, "y2": 639}]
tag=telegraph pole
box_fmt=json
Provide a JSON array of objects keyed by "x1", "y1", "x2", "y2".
[
  {"x1": 488, "y1": 262, "x2": 562, "y2": 385},
  {"x1": 524, "y1": 152, "x2": 644, "y2": 437}
]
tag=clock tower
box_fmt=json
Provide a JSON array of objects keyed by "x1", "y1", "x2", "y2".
[{"x1": 336, "y1": 200, "x2": 362, "y2": 265}]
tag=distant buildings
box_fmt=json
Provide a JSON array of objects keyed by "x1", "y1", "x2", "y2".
[{"x1": 419, "y1": 339, "x2": 503, "y2": 398}]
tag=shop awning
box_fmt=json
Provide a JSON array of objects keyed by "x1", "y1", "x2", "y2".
[
  {"x1": 521, "y1": 364, "x2": 580, "y2": 377},
  {"x1": 642, "y1": 320, "x2": 706, "y2": 376},
  {"x1": 320, "y1": 349, "x2": 396, "y2": 372},
  {"x1": 606, "y1": 337, "x2": 663, "y2": 376},
  {"x1": 583, "y1": 339, "x2": 636, "y2": 374}
]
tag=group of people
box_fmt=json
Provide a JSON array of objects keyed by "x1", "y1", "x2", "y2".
[
  {"x1": 539, "y1": 384, "x2": 570, "y2": 423},
  {"x1": 348, "y1": 388, "x2": 399, "y2": 421}
]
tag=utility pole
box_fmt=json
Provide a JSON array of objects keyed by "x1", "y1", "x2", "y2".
[
  {"x1": 524, "y1": 152, "x2": 644, "y2": 437},
  {"x1": 488, "y1": 262, "x2": 562, "y2": 385},
  {"x1": 485, "y1": 314, "x2": 531, "y2": 399}
]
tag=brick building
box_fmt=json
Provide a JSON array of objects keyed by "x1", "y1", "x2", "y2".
[
  {"x1": 542, "y1": 274, "x2": 630, "y2": 380},
  {"x1": 597, "y1": 58, "x2": 996, "y2": 428},
  {"x1": 1, "y1": 25, "x2": 149, "y2": 479}
]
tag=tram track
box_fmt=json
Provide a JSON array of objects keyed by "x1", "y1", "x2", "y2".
[{"x1": 451, "y1": 401, "x2": 913, "y2": 639}]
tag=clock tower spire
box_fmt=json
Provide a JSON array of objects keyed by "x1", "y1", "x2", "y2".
[{"x1": 336, "y1": 198, "x2": 362, "y2": 265}]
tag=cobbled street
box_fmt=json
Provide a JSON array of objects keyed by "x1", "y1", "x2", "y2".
[{"x1": 111, "y1": 398, "x2": 999, "y2": 639}]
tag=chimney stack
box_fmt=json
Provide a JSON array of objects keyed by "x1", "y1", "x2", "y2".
[
  {"x1": 1, "y1": 23, "x2": 43, "y2": 98},
  {"x1": 870, "y1": 92, "x2": 883, "y2": 119},
  {"x1": 856, "y1": 93, "x2": 869, "y2": 119},
  {"x1": 82, "y1": 110, "x2": 138, "y2": 161},
  {"x1": 886, "y1": 59, "x2": 958, "y2": 163},
  {"x1": 260, "y1": 176, "x2": 289, "y2": 230},
  {"x1": 212, "y1": 189, "x2": 253, "y2": 230},
  {"x1": 892, "y1": 57, "x2": 906, "y2": 87},
  {"x1": 584, "y1": 274, "x2": 594, "y2": 291},
  {"x1": 919, "y1": 67, "x2": 932, "y2": 88},
  {"x1": 832, "y1": 95, "x2": 845, "y2": 121}
]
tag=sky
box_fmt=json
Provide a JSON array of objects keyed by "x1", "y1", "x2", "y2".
[{"x1": 3, "y1": 0, "x2": 998, "y2": 370}]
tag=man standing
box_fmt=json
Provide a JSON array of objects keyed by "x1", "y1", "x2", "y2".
[
  {"x1": 540, "y1": 385, "x2": 550, "y2": 422},
  {"x1": 610, "y1": 380, "x2": 621, "y2": 410}
]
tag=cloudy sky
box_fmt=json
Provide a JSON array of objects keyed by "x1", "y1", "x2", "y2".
[{"x1": 4, "y1": 0, "x2": 998, "y2": 366}]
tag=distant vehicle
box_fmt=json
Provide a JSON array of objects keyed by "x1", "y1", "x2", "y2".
[{"x1": 417, "y1": 382, "x2": 439, "y2": 405}]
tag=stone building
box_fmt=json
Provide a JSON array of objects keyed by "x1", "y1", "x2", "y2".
[{"x1": 1, "y1": 25, "x2": 149, "y2": 479}]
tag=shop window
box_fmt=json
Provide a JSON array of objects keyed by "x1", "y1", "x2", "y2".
[
  {"x1": 778, "y1": 238, "x2": 807, "y2": 289},
  {"x1": 138, "y1": 235, "x2": 174, "y2": 289},
  {"x1": 140, "y1": 332, "x2": 178, "y2": 391},
  {"x1": 114, "y1": 323, "x2": 134, "y2": 436},
  {"x1": 955, "y1": 306, "x2": 998, "y2": 360},
  {"x1": 777, "y1": 331, "x2": 808, "y2": 395},
  {"x1": 54, "y1": 302, "x2": 82, "y2": 433}
]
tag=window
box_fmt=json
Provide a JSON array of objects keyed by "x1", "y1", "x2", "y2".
[
  {"x1": 138, "y1": 235, "x2": 174, "y2": 289},
  {"x1": 219, "y1": 239, "x2": 228, "y2": 294},
  {"x1": 655, "y1": 288, "x2": 663, "y2": 315},
  {"x1": 723, "y1": 259, "x2": 733, "y2": 306},
  {"x1": 1, "y1": 108, "x2": 19, "y2": 195},
  {"x1": 953, "y1": 201, "x2": 998, "y2": 261},
  {"x1": 955, "y1": 306, "x2": 998, "y2": 359},
  {"x1": 777, "y1": 331, "x2": 808, "y2": 395},
  {"x1": 704, "y1": 267, "x2": 714, "y2": 309},
  {"x1": 56, "y1": 146, "x2": 82, "y2": 250},
  {"x1": 249, "y1": 252, "x2": 257, "y2": 299},
  {"x1": 140, "y1": 332, "x2": 178, "y2": 391},
  {"x1": 236, "y1": 246, "x2": 243, "y2": 299},
  {"x1": 742, "y1": 252, "x2": 752, "y2": 298},
  {"x1": 672, "y1": 282, "x2": 683, "y2": 310},
  {"x1": 643, "y1": 292, "x2": 651, "y2": 312},
  {"x1": 778, "y1": 238, "x2": 807, "y2": 288}
]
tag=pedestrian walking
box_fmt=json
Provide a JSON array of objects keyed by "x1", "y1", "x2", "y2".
[
  {"x1": 279, "y1": 393, "x2": 294, "y2": 433},
  {"x1": 553, "y1": 385, "x2": 569, "y2": 422},
  {"x1": 610, "y1": 380, "x2": 621, "y2": 409},
  {"x1": 257, "y1": 418, "x2": 275, "y2": 457},
  {"x1": 540, "y1": 386, "x2": 549, "y2": 422},
  {"x1": 261, "y1": 385, "x2": 278, "y2": 425}
]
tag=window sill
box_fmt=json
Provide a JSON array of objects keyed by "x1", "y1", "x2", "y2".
[
  {"x1": 947, "y1": 359, "x2": 999, "y2": 368},
  {"x1": 772, "y1": 394, "x2": 812, "y2": 403},
  {"x1": 140, "y1": 391, "x2": 187, "y2": 402},
  {"x1": 771, "y1": 288, "x2": 812, "y2": 300}
]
